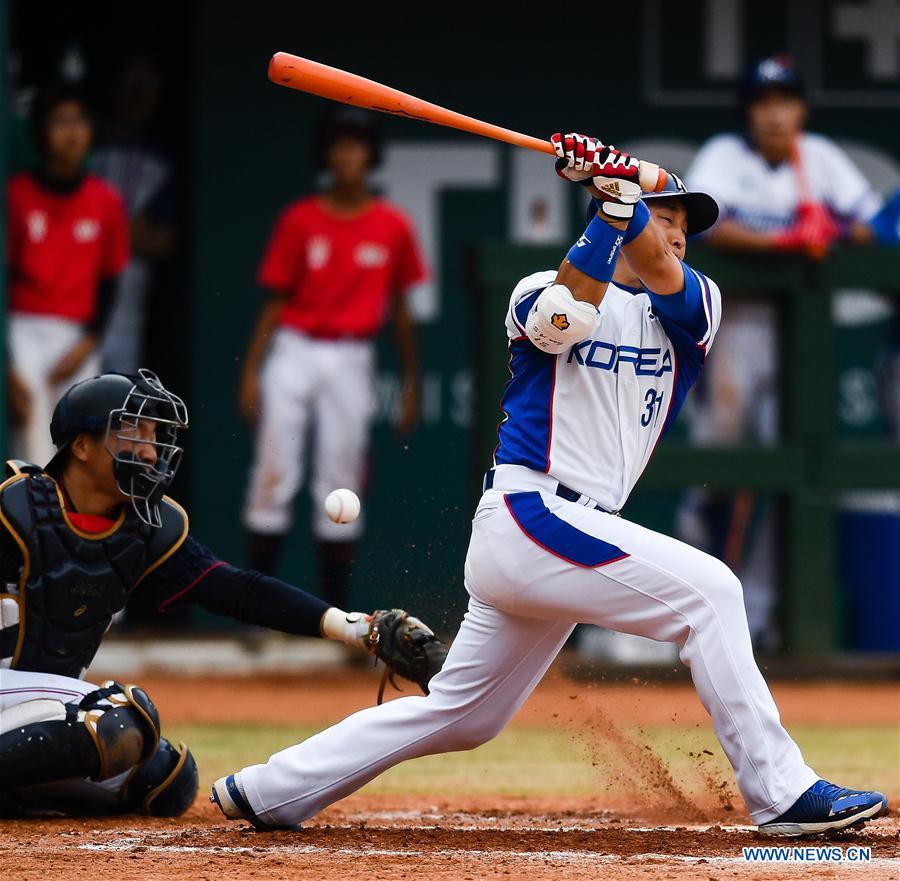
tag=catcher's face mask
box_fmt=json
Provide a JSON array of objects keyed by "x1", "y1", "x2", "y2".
[{"x1": 105, "y1": 369, "x2": 188, "y2": 527}]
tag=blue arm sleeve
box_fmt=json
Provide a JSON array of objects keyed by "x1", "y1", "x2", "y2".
[{"x1": 644, "y1": 261, "x2": 711, "y2": 345}]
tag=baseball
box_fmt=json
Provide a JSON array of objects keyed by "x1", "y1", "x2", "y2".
[{"x1": 324, "y1": 488, "x2": 361, "y2": 524}]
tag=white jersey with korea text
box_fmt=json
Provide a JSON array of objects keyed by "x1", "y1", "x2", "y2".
[{"x1": 495, "y1": 267, "x2": 722, "y2": 512}]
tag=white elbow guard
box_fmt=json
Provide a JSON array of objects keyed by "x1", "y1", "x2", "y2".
[{"x1": 524, "y1": 284, "x2": 596, "y2": 354}]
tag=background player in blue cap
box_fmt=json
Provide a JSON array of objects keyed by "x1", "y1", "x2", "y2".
[{"x1": 683, "y1": 55, "x2": 900, "y2": 648}]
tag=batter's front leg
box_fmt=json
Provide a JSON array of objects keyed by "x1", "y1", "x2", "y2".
[
  {"x1": 232, "y1": 598, "x2": 573, "y2": 827},
  {"x1": 477, "y1": 497, "x2": 819, "y2": 824}
]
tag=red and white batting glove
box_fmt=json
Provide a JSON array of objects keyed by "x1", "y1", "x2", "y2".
[
  {"x1": 551, "y1": 132, "x2": 643, "y2": 221},
  {"x1": 551, "y1": 132, "x2": 603, "y2": 180}
]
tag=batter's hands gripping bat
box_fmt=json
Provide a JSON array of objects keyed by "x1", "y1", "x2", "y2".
[{"x1": 268, "y1": 52, "x2": 668, "y2": 194}]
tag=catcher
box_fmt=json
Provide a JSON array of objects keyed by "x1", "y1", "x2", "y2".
[{"x1": 0, "y1": 370, "x2": 447, "y2": 818}]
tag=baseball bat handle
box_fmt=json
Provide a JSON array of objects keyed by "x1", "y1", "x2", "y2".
[{"x1": 268, "y1": 52, "x2": 668, "y2": 193}]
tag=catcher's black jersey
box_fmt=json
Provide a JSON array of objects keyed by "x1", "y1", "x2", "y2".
[
  {"x1": 0, "y1": 464, "x2": 192, "y2": 674},
  {"x1": 0, "y1": 465, "x2": 330, "y2": 674}
]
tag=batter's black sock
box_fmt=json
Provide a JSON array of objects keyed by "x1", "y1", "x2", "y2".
[
  {"x1": 315, "y1": 540, "x2": 356, "y2": 610},
  {"x1": 247, "y1": 531, "x2": 285, "y2": 576}
]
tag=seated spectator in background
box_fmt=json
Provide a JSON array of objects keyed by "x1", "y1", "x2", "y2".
[
  {"x1": 92, "y1": 55, "x2": 176, "y2": 374},
  {"x1": 6, "y1": 83, "x2": 129, "y2": 466},
  {"x1": 680, "y1": 55, "x2": 890, "y2": 649}
]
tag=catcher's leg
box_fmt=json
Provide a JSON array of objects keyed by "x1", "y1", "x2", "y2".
[
  {"x1": 1, "y1": 671, "x2": 197, "y2": 817},
  {"x1": 1, "y1": 669, "x2": 112, "y2": 792},
  {"x1": 231, "y1": 597, "x2": 573, "y2": 827},
  {"x1": 6, "y1": 736, "x2": 199, "y2": 818},
  {"x1": 0, "y1": 679, "x2": 159, "y2": 789}
]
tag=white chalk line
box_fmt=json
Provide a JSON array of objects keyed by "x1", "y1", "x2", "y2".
[{"x1": 73, "y1": 841, "x2": 897, "y2": 868}]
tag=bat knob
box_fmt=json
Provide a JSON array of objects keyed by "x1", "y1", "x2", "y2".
[{"x1": 638, "y1": 161, "x2": 668, "y2": 194}]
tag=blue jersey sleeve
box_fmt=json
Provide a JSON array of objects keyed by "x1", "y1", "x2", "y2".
[
  {"x1": 647, "y1": 262, "x2": 722, "y2": 367},
  {"x1": 644, "y1": 264, "x2": 722, "y2": 435},
  {"x1": 644, "y1": 262, "x2": 718, "y2": 349}
]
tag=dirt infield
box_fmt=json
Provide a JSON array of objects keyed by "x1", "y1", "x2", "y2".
[
  {"x1": 2, "y1": 670, "x2": 898, "y2": 880},
  {"x1": 5, "y1": 806, "x2": 898, "y2": 881}
]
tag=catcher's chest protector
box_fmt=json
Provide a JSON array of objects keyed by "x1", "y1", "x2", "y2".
[{"x1": 0, "y1": 465, "x2": 186, "y2": 677}]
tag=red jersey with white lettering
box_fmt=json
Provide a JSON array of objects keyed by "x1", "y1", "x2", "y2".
[
  {"x1": 7, "y1": 172, "x2": 130, "y2": 322},
  {"x1": 257, "y1": 196, "x2": 427, "y2": 338}
]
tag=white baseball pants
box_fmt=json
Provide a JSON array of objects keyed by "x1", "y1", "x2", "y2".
[
  {"x1": 243, "y1": 328, "x2": 375, "y2": 541},
  {"x1": 7, "y1": 314, "x2": 102, "y2": 467},
  {"x1": 238, "y1": 469, "x2": 818, "y2": 826}
]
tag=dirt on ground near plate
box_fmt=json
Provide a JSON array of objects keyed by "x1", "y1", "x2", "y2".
[
  {"x1": 3, "y1": 801, "x2": 897, "y2": 881},
  {"x1": 2, "y1": 671, "x2": 897, "y2": 880}
]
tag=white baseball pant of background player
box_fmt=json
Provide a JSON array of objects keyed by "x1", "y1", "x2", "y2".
[
  {"x1": 7, "y1": 314, "x2": 103, "y2": 466},
  {"x1": 238, "y1": 466, "x2": 818, "y2": 827},
  {"x1": 243, "y1": 326, "x2": 375, "y2": 541}
]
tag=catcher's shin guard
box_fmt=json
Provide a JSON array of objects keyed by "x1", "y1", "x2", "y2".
[
  {"x1": 0, "y1": 681, "x2": 160, "y2": 790},
  {"x1": 122, "y1": 737, "x2": 199, "y2": 816}
]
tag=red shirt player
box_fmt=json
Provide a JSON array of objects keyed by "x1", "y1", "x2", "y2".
[
  {"x1": 6, "y1": 84, "x2": 129, "y2": 466},
  {"x1": 240, "y1": 109, "x2": 426, "y2": 607}
]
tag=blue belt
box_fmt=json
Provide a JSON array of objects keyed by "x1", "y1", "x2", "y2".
[{"x1": 483, "y1": 468, "x2": 614, "y2": 514}]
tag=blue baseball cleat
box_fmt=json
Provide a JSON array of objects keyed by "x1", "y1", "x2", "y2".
[
  {"x1": 210, "y1": 774, "x2": 300, "y2": 831},
  {"x1": 758, "y1": 780, "x2": 889, "y2": 837}
]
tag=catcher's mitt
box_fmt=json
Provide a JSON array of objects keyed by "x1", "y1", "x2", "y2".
[{"x1": 366, "y1": 609, "x2": 448, "y2": 704}]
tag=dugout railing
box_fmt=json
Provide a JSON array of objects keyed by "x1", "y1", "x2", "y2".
[{"x1": 471, "y1": 244, "x2": 900, "y2": 655}]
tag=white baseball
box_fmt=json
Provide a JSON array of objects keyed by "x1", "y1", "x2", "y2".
[{"x1": 324, "y1": 488, "x2": 361, "y2": 524}]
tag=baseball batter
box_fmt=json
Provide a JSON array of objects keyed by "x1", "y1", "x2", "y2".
[{"x1": 213, "y1": 135, "x2": 888, "y2": 837}]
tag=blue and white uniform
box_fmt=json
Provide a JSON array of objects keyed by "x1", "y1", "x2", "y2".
[
  {"x1": 234, "y1": 248, "x2": 821, "y2": 829},
  {"x1": 498, "y1": 266, "x2": 720, "y2": 512}
]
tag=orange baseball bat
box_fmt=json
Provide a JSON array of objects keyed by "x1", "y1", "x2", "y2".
[{"x1": 268, "y1": 52, "x2": 667, "y2": 193}]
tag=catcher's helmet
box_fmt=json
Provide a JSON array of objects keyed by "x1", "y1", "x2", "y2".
[{"x1": 48, "y1": 369, "x2": 188, "y2": 527}]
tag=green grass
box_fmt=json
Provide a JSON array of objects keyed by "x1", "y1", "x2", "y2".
[{"x1": 171, "y1": 721, "x2": 899, "y2": 800}]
